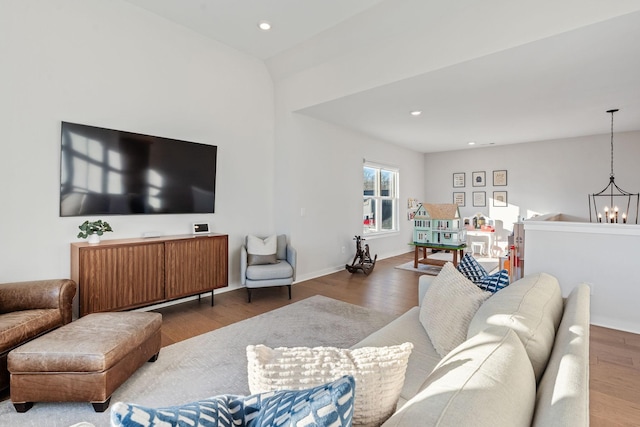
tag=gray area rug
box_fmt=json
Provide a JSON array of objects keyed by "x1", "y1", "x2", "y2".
[
  {"x1": 0, "y1": 295, "x2": 396, "y2": 427},
  {"x1": 395, "y1": 252, "x2": 498, "y2": 275}
]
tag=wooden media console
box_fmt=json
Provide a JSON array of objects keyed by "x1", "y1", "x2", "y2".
[{"x1": 71, "y1": 234, "x2": 228, "y2": 316}]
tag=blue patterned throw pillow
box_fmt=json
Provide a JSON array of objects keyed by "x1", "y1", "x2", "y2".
[
  {"x1": 477, "y1": 269, "x2": 510, "y2": 293},
  {"x1": 245, "y1": 375, "x2": 355, "y2": 427},
  {"x1": 110, "y1": 375, "x2": 355, "y2": 427},
  {"x1": 457, "y1": 253, "x2": 510, "y2": 293},
  {"x1": 456, "y1": 253, "x2": 488, "y2": 284},
  {"x1": 110, "y1": 395, "x2": 236, "y2": 427}
]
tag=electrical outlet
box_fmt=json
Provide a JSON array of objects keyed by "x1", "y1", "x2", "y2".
[{"x1": 341, "y1": 246, "x2": 346, "y2": 254}]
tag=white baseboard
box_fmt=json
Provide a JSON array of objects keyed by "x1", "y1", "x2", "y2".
[
  {"x1": 591, "y1": 315, "x2": 640, "y2": 335},
  {"x1": 294, "y1": 248, "x2": 412, "y2": 284},
  {"x1": 132, "y1": 284, "x2": 244, "y2": 312}
]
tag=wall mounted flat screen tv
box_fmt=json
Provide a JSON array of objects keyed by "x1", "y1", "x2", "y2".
[{"x1": 60, "y1": 121, "x2": 217, "y2": 216}]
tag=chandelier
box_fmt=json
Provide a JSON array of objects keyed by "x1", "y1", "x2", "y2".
[{"x1": 588, "y1": 109, "x2": 639, "y2": 224}]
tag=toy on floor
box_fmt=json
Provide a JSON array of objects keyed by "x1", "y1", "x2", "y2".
[{"x1": 345, "y1": 235, "x2": 377, "y2": 275}]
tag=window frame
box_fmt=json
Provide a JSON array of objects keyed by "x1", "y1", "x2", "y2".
[{"x1": 363, "y1": 162, "x2": 400, "y2": 236}]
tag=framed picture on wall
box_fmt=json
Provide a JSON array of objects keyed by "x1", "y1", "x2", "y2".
[
  {"x1": 493, "y1": 170, "x2": 507, "y2": 186},
  {"x1": 473, "y1": 191, "x2": 486, "y2": 207},
  {"x1": 453, "y1": 192, "x2": 465, "y2": 207},
  {"x1": 493, "y1": 191, "x2": 508, "y2": 207},
  {"x1": 453, "y1": 172, "x2": 465, "y2": 188},
  {"x1": 472, "y1": 171, "x2": 486, "y2": 187}
]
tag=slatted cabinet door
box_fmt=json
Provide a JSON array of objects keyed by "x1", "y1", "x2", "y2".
[
  {"x1": 75, "y1": 242, "x2": 165, "y2": 316},
  {"x1": 164, "y1": 235, "x2": 228, "y2": 300}
]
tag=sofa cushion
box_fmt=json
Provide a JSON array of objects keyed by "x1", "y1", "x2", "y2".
[
  {"x1": 111, "y1": 375, "x2": 356, "y2": 427},
  {"x1": 246, "y1": 261, "x2": 294, "y2": 281},
  {"x1": 420, "y1": 262, "x2": 491, "y2": 357},
  {"x1": 8, "y1": 312, "x2": 162, "y2": 373},
  {"x1": 381, "y1": 327, "x2": 536, "y2": 427},
  {"x1": 247, "y1": 235, "x2": 277, "y2": 265},
  {"x1": 467, "y1": 272, "x2": 563, "y2": 382},
  {"x1": 0, "y1": 309, "x2": 62, "y2": 353},
  {"x1": 246, "y1": 343, "x2": 413, "y2": 427},
  {"x1": 532, "y1": 284, "x2": 590, "y2": 427},
  {"x1": 351, "y1": 307, "x2": 441, "y2": 407}
]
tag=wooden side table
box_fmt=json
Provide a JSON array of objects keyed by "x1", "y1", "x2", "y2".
[{"x1": 410, "y1": 242, "x2": 467, "y2": 268}]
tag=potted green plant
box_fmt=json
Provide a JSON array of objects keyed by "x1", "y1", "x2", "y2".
[{"x1": 77, "y1": 220, "x2": 113, "y2": 244}]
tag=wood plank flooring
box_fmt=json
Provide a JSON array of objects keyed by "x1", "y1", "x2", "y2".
[
  {"x1": 154, "y1": 251, "x2": 640, "y2": 426},
  {"x1": 590, "y1": 325, "x2": 640, "y2": 426},
  {"x1": 155, "y1": 253, "x2": 418, "y2": 347}
]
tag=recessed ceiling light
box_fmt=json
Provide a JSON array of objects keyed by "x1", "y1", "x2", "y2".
[
  {"x1": 468, "y1": 141, "x2": 476, "y2": 145},
  {"x1": 410, "y1": 110, "x2": 422, "y2": 116},
  {"x1": 258, "y1": 21, "x2": 272, "y2": 31}
]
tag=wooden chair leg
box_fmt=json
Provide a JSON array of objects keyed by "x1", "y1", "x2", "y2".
[
  {"x1": 288, "y1": 285, "x2": 292, "y2": 299},
  {"x1": 247, "y1": 288, "x2": 252, "y2": 303}
]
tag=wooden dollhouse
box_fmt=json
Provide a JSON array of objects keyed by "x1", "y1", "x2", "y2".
[{"x1": 413, "y1": 203, "x2": 466, "y2": 245}]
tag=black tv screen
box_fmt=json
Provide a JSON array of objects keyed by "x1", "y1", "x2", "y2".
[{"x1": 60, "y1": 122, "x2": 217, "y2": 216}]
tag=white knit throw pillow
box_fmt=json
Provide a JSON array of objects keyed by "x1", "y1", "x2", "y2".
[
  {"x1": 246, "y1": 342, "x2": 413, "y2": 427},
  {"x1": 420, "y1": 262, "x2": 491, "y2": 357}
]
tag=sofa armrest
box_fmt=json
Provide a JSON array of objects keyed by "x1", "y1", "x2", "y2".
[
  {"x1": 0, "y1": 279, "x2": 76, "y2": 324},
  {"x1": 240, "y1": 245, "x2": 248, "y2": 285},
  {"x1": 286, "y1": 244, "x2": 297, "y2": 281},
  {"x1": 532, "y1": 283, "x2": 590, "y2": 427},
  {"x1": 418, "y1": 275, "x2": 435, "y2": 306}
]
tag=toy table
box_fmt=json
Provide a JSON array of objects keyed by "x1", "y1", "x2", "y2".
[
  {"x1": 466, "y1": 229, "x2": 495, "y2": 256},
  {"x1": 409, "y1": 242, "x2": 467, "y2": 268}
]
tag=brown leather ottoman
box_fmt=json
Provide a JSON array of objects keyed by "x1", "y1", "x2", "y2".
[{"x1": 8, "y1": 311, "x2": 162, "y2": 412}]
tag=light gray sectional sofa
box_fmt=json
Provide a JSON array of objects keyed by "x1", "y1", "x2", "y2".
[{"x1": 352, "y1": 271, "x2": 590, "y2": 427}]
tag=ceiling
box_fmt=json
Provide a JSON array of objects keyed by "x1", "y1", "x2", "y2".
[
  {"x1": 124, "y1": 0, "x2": 385, "y2": 59},
  {"x1": 124, "y1": 0, "x2": 640, "y2": 153}
]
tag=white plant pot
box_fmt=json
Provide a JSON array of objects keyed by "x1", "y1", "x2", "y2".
[{"x1": 87, "y1": 233, "x2": 100, "y2": 244}]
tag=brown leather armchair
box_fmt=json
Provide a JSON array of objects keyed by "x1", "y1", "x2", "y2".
[{"x1": 0, "y1": 279, "x2": 76, "y2": 391}]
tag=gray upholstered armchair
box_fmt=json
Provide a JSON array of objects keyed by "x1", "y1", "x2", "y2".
[{"x1": 240, "y1": 235, "x2": 297, "y2": 302}]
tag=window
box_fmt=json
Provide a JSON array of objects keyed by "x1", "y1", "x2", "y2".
[{"x1": 363, "y1": 163, "x2": 399, "y2": 234}]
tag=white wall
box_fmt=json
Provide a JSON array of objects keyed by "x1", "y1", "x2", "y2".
[
  {"x1": 0, "y1": 0, "x2": 274, "y2": 287},
  {"x1": 423, "y1": 131, "x2": 640, "y2": 231},
  {"x1": 0, "y1": 0, "x2": 425, "y2": 292},
  {"x1": 525, "y1": 218, "x2": 640, "y2": 334},
  {"x1": 273, "y1": 96, "x2": 425, "y2": 280}
]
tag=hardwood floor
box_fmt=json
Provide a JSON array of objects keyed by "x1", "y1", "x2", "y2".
[
  {"x1": 155, "y1": 252, "x2": 418, "y2": 347},
  {"x1": 154, "y1": 251, "x2": 640, "y2": 426},
  {"x1": 590, "y1": 325, "x2": 640, "y2": 426}
]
